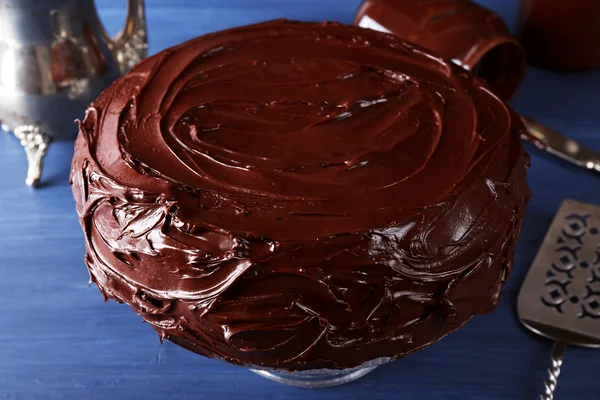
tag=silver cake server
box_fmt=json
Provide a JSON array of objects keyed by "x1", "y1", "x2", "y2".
[
  {"x1": 521, "y1": 117, "x2": 600, "y2": 175},
  {"x1": 518, "y1": 199, "x2": 600, "y2": 400}
]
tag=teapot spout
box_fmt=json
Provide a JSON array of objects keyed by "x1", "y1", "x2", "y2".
[{"x1": 110, "y1": 0, "x2": 148, "y2": 75}]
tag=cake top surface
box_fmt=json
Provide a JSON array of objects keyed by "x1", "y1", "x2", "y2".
[{"x1": 79, "y1": 19, "x2": 520, "y2": 240}]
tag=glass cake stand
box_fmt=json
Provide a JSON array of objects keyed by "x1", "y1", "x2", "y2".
[
  {"x1": 248, "y1": 357, "x2": 391, "y2": 388},
  {"x1": 164, "y1": 339, "x2": 390, "y2": 388}
]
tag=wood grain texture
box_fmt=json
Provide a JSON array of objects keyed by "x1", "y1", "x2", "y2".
[{"x1": 1, "y1": 0, "x2": 600, "y2": 399}]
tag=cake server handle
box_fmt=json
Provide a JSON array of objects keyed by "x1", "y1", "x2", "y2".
[
  {"x1": 521, "y1": 116, "x2": 600, "y2": 174},
  {"x1": 541, "y1": 341, "x2": 567, "y2": 400}
]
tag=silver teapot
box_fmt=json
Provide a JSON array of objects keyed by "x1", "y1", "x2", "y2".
[{"x1": 0, "y1": 0, "x2": 147, "y2": 186}]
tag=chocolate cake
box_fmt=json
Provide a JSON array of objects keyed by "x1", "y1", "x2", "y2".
[{"x1": 71, "y1": 20, "x2": 530, "y2": 371}]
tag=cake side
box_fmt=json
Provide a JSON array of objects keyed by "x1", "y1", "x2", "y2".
[{"x1": 70, "y1": 20, "x2": 530, "y2": 371}]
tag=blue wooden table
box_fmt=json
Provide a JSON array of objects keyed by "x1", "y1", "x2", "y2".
[{"x1": 1, "y1": 1, "x2": 599, "y2": 399}]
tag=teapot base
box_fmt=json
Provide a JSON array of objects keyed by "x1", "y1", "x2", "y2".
[{"x1": 11, "y1": 125, "x2": 52, "y2": 187}]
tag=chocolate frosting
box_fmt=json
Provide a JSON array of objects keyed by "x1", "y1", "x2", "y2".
[{"x1": 71, "y1": 20, "x2": 530, "y2": 371}]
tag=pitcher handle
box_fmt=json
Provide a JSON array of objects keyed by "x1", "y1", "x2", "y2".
[{"x1": 108, "y1": 0, "x2": 148, "y2": 75}]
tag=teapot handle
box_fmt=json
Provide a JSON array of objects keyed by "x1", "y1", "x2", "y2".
[{"x1": 108, "y1": 0, "x2": 148, "y2": 75}]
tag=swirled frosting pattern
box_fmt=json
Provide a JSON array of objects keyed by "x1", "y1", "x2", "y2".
[{"x1": 71, "y1": 20, "x2": 530, "y2": 371}]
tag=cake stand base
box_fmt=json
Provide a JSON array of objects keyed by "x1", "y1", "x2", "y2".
[{"x1": 250, "y1": 366, "x2": 377, "y2": 388}]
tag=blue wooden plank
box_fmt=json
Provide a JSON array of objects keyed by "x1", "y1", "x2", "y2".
[{"x1": 1, "y1": 0, "x2": 600, "y2": 399}]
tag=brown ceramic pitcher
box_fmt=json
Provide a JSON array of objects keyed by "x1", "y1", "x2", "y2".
[
  {"x1": 519, "y1": 0, "x2": 600, "y2": 70},
  {"x1": 355, "y1": 0, "x2": 526, "y2": 100}
]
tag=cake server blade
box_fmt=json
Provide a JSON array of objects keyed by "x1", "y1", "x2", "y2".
[
  {"x1": 521, "y1": 117, "x2": 600, "y2": 174},
  {"x1": 517, "y1": 199, "x2": 600, "y2": 400}
]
